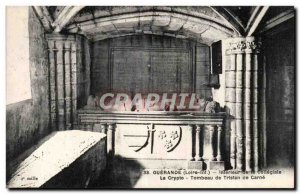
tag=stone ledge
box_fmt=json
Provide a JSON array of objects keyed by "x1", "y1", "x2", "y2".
[{"x1": 7, "y1": 130, "x2": 106, "y2": 188}]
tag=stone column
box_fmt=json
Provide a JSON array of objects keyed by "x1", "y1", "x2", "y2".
[
  {"x1": 71, "y1": 43, "x2": 78, "y2": 126},
  {"x1": 48, "y1": 41, "x2": 57, "y2": 130},
  {"x1": 64, "y1": 42, "x2": 72, "y2": 129},
  {"x1": 56, "y1": 41, "x2": 66, "y2": 131},
  {"x1": 244, "y1": 37, "x2": 253, "y2": 171},
  {"x1": 46, "y1": 34, "x2": 87, "y2": 131},
  {"x1": 251, "y1": 41, "x2": 261, "y2": 171},
  {"x1": 226, "y1": 36, "x2": 262, "y2": 171},
  {"x1": 225, "y1": 40, "x2": 237, "y2": 169},
  {"x1": 187, "y1": 125, "x2": 194, "y2": 161},
  {"x1": 209, "y1": 125, "x2": 216, "y2": 161},
  {"x1": 260, "y1": 51, "x2": 267, "y2": 169},
  {"x1": 195, "y1": 125, "x2": 202, "y2": 161},
  {"x1": 188, "y1": 124, "x2": 204, "y2": 170},
  {"x1": 216, "y1": 125, "x2": 223, "y2": 161},
  {"x1": 232, "y1": 37, "x2": 246, "y2": 171},
  {"x1": 107, "y1": 123, "x2": 116, "y2": 158},
  {"x1": 246, "y1": 37, "x2": 261, "y2": 172}
]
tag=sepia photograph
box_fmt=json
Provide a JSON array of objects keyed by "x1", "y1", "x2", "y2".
[{"x1": 5, "y1": 4, "x2": 295, "y2": 189}]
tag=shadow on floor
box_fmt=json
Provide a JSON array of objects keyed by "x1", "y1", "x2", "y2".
[{"x1": 89, "y1": 155, "x2": 144, "y2": 188}]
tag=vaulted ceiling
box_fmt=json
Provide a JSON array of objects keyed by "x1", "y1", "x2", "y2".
[{"x1": 33, "y1": 6, "x2": 294, "y2": 45}]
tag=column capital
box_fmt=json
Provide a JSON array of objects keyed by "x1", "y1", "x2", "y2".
[
  {"x1": 227, "y1": 36, "x2": 261, "y2": 54},
  {"x1": 245, "y1": 36, "x2": 262, "y2": 54},
  {"x1": 217, "y1": 125, "x2": 223, "y2": 132},
  {"x1": 107, "y1": 123, "x2": 116, "y2": 130},
  {"x1": 229, "y1": 37, "x2": 246, "y2": 54},
  {"x1": 208, "y1": 124, "x2": 215, "y2": 131},
  {"x1": 195, "y1": 124, "x2": 201, "y2": 132}
]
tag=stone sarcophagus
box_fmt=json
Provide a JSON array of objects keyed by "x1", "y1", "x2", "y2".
[{"x1": 77, "y1": 110, "x2": 227, "y2": 170}]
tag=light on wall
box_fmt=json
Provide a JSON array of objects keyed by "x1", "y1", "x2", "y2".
[{"x1": 6, "y1": 6, "x2": 32, "y2": 105}]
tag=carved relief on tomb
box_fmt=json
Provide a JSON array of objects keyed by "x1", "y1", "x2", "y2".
[
  {"x1": 157, "y1": 127, "x2": 182, "y2": 152},
  {"x1": 123, "y1": 126, "x2": 182, "y2": 153},
  {"x1": 117, "y1": 124, "x2": 185, "y2": 159}
]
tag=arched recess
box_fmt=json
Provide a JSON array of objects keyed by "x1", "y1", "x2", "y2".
[{"x1": 44, "y1": 6, "x2": 240, "y2": 131}]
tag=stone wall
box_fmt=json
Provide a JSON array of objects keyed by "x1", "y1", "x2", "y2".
[
  {"x1": 6, "y1": 7, "x2": 50, "y2": 165},
  {"x1": 263, "y1": 18, "x2": 295, "y2": 168},
  {"x1": 91, "y1": 35, "x2": 212, "y2": 98}
]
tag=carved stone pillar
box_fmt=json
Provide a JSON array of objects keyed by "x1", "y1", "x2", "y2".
[
  {"x1": 48, "y1": 41, "x2": 57, "y2": 130},
  {"x1": 246, "y1": 37, "x2": 261, "y2": 172},
  {"x1": 231, "y1": 37, "x2": 246, "y2": 171},
  {"x1": 46, "y1": 34, "x2": 89, "y2": 131},
  {"x1": 187, "y1": 125, "x2": 194, "y2": 161},
  {"x1": 71, "y1": 43, "x2": 78, "y2": 126},
  {"x1": 226, "y1": 36, "x2": 262, "y2": 171},
  {"x1": 244, "y1": 37, "x2": 253, "y2": 171},
  {"x1": 251, "y1": 42, "x2": 260, "y2": 172},
  {"x1": 56, "y1": 41, "x2": 65, "y2": 131},
  {"x1": 195, "y1": 125, "x2": 202, "y2": 161},
  {"x1": 209, "y1": 125, "x2": 216, "y2": 161},
  {"x1": 208, "y1": 124, "x2": 225, "y2": 170},
  {"x1": 259, "y1": 52, "x2": 267, "y2": 170},
  {"x1": 216, "y1": 125, "x2": 223, "y2": 161},
  {"x1": 64, "y1": 42, "x2": 72, "y2": 129},
  {"x1": 225, "y1": 42, "x2": 237, "y2": 169},
  {"x1": 187, "y1": 124, "x2": 204, "y2": 170}
]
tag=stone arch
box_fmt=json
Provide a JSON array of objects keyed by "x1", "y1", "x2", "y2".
[{"x1": 44, "y1": 6, "x2": 239, "y2": 45}]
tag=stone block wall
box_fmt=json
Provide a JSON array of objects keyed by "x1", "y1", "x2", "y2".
[{"x1": 6, "y1": 7, "x2": 51, "y2": 171}]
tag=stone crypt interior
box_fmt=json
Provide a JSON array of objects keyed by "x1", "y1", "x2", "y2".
[{"x1": 6, "y1": 6, "x2": 295, "y2": 188}]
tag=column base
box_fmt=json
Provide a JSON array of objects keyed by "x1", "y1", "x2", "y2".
[
  {"x1": 187, "y1": 161, "x2": 204, "y2": 170},
  {"x1": 208, "y1": 161, "x2": 225, "y2": 170}
]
